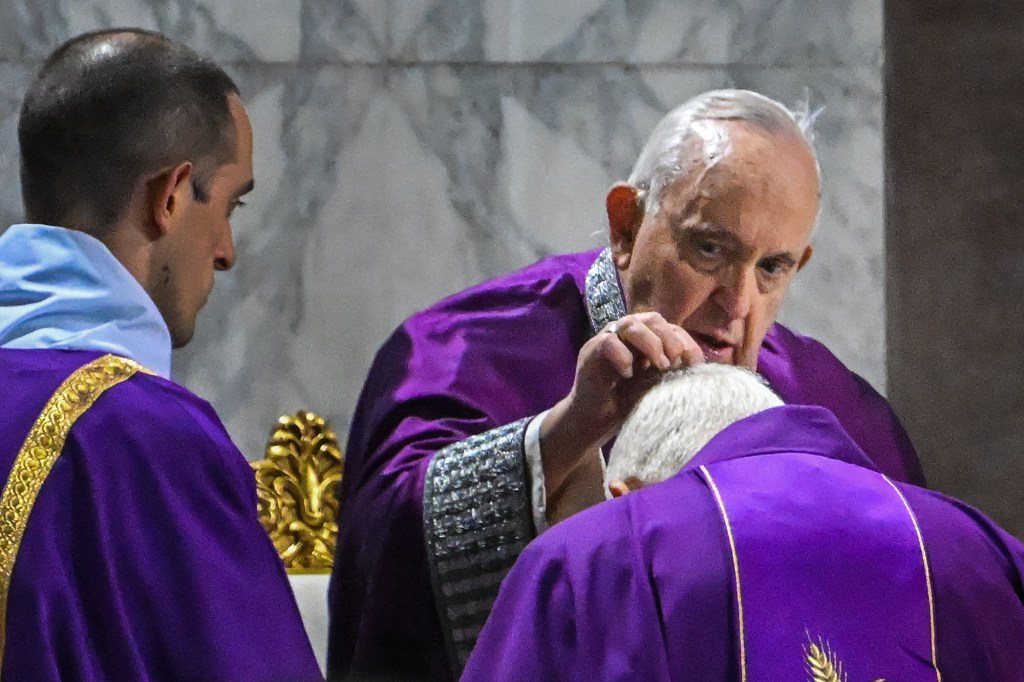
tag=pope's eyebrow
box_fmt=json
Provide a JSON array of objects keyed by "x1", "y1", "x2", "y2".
[
  {"x1": 679, "y1": 222, "x2": 801, "y2": 265},
  {"x1": 762, "y1": 251, "x2": 799, "y2": 267},
  {"x1": 677, "y1": 222, "x2": 743, "y2": 248},
  {"x1": 684, "y1": 223, "x2": 734, "y2": 239}
]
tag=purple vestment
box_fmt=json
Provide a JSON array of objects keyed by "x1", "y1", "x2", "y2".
[
  {"x1": 328, "y1": 248, "x2": 923, "y2": 681},
  {"x1": 463, "y1": 406, "x2": 1024, "y2": 682},
  {"x1": 0, "y1": 349, "x2": 323, "y2": 681}
]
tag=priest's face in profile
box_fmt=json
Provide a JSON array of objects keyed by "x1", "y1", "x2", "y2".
[
  {"x1": 151, "y1": 94, "x2": 254, "y2": 348},
  {"x1": 609, "y1": 120, "x2": 819, "y2": 369}
]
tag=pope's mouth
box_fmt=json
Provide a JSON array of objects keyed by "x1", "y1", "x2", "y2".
[{"x1": 689, "y1": 331, "x2": 736, "y2": 363}]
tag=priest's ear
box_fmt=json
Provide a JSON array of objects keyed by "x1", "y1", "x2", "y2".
[
  {"x1": 146, "y1": 161, "x2": 194, "y2": 239},
  {"x1": 608, "y1": 477, "x2": 645, "y2": 498},
  {"x1": 606, "y1": 183, "x2": 644, "y2": 270}
]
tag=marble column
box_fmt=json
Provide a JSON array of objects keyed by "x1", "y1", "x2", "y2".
[{"x1": 886, "y1": 2, "x2": 1024, "y2": 536}]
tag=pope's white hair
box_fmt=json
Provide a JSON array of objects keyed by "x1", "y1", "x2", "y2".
[
  {"x1": 607, "y1": 363, "x2": 784, "y2": 485},
  {"x1": 628, "y1": 89, "x2": 822, "y2": 216}
]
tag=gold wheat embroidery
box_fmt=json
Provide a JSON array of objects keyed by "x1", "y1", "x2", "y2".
[
  {"x1": 805, "y1": 638, "x2": 885, "y2": 682},
  {"x1": 806, "y1": 640, "x2": 845, "y2": 682}
]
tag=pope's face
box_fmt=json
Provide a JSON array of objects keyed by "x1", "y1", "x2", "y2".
[{"x1": 615, "y1": 121, "x2": 819, "y2": 369}]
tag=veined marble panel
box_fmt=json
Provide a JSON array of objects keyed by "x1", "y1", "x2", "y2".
[
  {"x1": 300, "y1": 0, "x2": 387, "y2": 63},
  {"x1": 0, "y1": 6, "x2": 883, "y2": 101},
  {"x1": 388, "y1": 65, "x2": 674, "y2": 267},
  {"x1": 0, "y1": 3, "x2": 62, "y2": 60},
  {"x1": 391, "y1": 0, "x2": 882, "y2": 67},
  {"x1": 0, "y1": 0, "x2": 276, "y2": 61},
  {"x1": 0, "y1": 0, "x2": 387, "y2": 64}
]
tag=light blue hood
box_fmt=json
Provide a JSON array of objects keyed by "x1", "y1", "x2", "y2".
[{"x1": 0, "y1": 224, "x2": 172, "y2": 378}]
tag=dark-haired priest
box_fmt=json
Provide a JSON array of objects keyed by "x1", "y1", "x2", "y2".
[{"x1": 0, "y1": 29, "x2": 321, "y2": 681}]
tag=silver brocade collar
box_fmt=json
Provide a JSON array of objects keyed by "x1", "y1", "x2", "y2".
[{"x1": 584, "y1": 248, "x2": 626, "y2": 337}]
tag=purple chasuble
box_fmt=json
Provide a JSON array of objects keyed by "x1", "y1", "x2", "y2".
[
  {"x1": 700, "y1": 456, "x2": 938, "y2": 680},
  {"x1": 328, "y1": 248, "x2": 923, "y2": 681},
  {"x1": 463, "y1": 406, "x2": 1024, "y2": 682},
  {"x1": 0, "y1": 349, "x2": 322, "y2": 681}
]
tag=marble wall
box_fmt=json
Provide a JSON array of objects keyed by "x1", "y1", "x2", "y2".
[{"x1": 0, "y1": 0, "x2": 887, "y2": 460}]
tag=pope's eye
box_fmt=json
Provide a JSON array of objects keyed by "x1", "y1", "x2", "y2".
[{"x1": 697, "y1": 241, "x2": 721, "y2": 256}]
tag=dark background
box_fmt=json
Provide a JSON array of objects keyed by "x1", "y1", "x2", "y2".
[{"x1": 887, "y1": 0, "x2": 1024, "y2": 537}]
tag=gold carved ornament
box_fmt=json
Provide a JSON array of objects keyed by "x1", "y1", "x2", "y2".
[{"x1": 251, "y1": 411, "x2": 343, "y2": 574}]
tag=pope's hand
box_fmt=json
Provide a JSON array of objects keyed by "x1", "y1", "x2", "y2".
[{"x1": 539, "y1": 311, "x2": 704, "y2": 496}]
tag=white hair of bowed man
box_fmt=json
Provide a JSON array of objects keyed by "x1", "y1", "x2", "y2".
[
  {"x1": 627, "y1": 88, "x2": 823, "y2": 217},
  {"x1": 607, "y1": 363, "x2": 784, "y2": 486}
]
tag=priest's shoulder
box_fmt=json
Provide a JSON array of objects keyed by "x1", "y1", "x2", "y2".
[
  {"x1": 519, "y1": 493, "x2": 637, "y2": 571},
  {"x1": 905, "y1": 483, "x2": 1024, "y2": 583},
  {"x1": 59, "y1": 356, "x2": 250, "y2": 485},
  {"x1": 521, "y1": 471, "x2": 712, "y2": 570}
]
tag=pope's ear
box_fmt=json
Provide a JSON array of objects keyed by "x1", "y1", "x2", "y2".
[
  {"x1": 606, "y1": 183, "x2": 643, "y2": 270},
  {"x1": 797, "y1": 244, "x2": 813, "y2": 271}
]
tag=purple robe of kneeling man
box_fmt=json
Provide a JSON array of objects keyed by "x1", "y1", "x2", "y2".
[{"x1": 463, "y1": 405, "x2": 1024, "y2": 681}]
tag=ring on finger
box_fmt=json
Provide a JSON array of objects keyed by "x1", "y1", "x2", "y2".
[{"x1": 606, "y1": 321, "x2": 621, "y2": 335}]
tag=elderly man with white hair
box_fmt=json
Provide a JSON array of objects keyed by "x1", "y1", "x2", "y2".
[
  {"x1": 463, "y1": 365, "x2": 1024, "y2": 681},
  {"x1": 605, "y1": 363, "x2": 783, "y2": 496},
  {"x1": 329, "y1": 89, "x2": 923, "y2": 681}
]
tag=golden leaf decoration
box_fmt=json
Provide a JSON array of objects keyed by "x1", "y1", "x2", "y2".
[{"x1": 251, "y1": 411, "x2": 343, "y2": 574}]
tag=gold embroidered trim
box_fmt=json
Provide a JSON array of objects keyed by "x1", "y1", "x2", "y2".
[
  {"x1": 881, "y1": 475, "x2": 942, "y2": 681},
  {"x1": 0, "y1": 354, "x2": 143, "y2": 665},
  {"x1": 700, "y1": 465, "x2": 746, "y2": 682}
]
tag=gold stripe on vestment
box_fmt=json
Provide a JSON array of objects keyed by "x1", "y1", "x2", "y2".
[
  {"x1": 882, "y1": 474, "x2": 942, "y2": 681},
  {"x1": 699, "y1": 465, "x2": 747, "y2": 682},
  {"x1": 0, "y1": 354, "x2": 143, "y2": 666}
]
